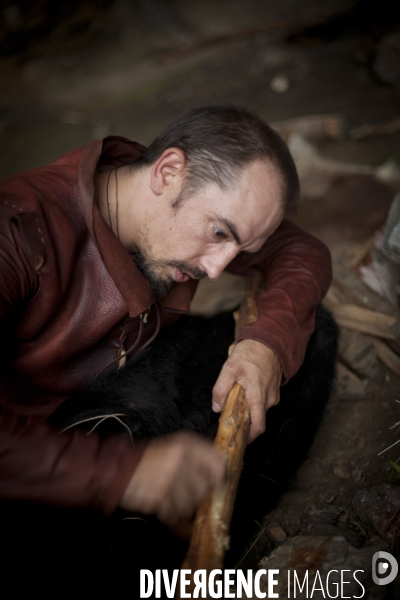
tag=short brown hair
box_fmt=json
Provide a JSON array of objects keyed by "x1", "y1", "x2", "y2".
[{"x1": 134, "y1": 105, "x2": 300, "y2": 215}]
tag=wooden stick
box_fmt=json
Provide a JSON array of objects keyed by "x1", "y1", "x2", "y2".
[
  {"x1": 372, "y1": 338, "x2": 400, "y2": 377},
  {"x1": 177, "y1": 271, "x2": 261, "y2": 594},
  {"x1": 342, "y1": 234, "x2": 377, "y2": 270},
  {"x1": 323, "y1": 275, "x2": 400, "y2": 340},
  {"x1": 323, "y1": 303, "x2": 400, "y2": 339},
  {"x1": 180, "y1": 384, "x2": 250, "y2": 576}
]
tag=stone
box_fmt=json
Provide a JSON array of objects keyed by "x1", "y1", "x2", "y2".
[
  {"x1": 278, "y1": 510, "x2": 302, "y2": 537},
  {"x1": 333, "y1": 464, "x2": 351, "y2": 479},
  {"x1": 266, "y1": 521, "x2": 287, "y2": 543},
  {"x1": 302, "y1": 509, "x2": 365, "y2": 548},
  {"x1": 302, "y1": 509, "x2": 341, "y2": 537},
  {"x1": 353, "y1": 484, "x2": 400, "y2": 547},
  {"x1": 257, "y1": 535, "x2": 388, "y2": 599},
  {"x1": 338, "y1": 329, "x2": 383, "y2": 382},
  {"x1": 335, "y1": 361, "x2": 369, "y2": 398}
]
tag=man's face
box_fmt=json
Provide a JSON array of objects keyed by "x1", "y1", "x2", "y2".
[{"x1": 133, "y1": 159, "x2": 284, "y2": 298}]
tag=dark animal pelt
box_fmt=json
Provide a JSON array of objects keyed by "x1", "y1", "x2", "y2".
[
  {"x1": 50, "y1": 312, "x2": 235, "y2": 438},
  {"x1": 51, "y1": 306, "x2": 338, "y2": 448}
]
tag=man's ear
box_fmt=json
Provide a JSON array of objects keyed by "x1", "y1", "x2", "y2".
[{"x1": 150, "y1": 148, "x2": 186, "y2": 196}]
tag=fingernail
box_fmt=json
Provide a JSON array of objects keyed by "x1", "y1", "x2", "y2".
[{"x1": 212, "y1": 402, "x2": 221, "y2": 412}]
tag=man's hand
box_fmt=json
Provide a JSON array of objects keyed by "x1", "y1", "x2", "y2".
[
  {"x1": 212, "y1": 340, "x2": 283, "y2": 443},
  {"x1": 120, "y1": 432, "x2": 226, "y2": 526}
]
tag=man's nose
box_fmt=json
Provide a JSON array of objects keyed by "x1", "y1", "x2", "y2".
[{"x1": 200, "y1": 249, "x2": 237, "y2": 281}]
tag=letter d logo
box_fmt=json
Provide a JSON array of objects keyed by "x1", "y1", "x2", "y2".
[{"x1": 372, "y1": 551, "x2": 398, "y2": 586}]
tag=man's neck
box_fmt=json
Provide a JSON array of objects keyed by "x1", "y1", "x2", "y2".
[
  {"x1": 97, "y1": 167, "x2": 118, "y2": 233},
  {"x1": 97, "y1": 165, "x2": 146, "y2": 253}
]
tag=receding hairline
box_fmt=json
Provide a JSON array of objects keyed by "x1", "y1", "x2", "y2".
[
  {"x1": 129, "y1": 105, "x2": 300, "y2": 215},
  {"x1": 184, "y1": 154, "x2": 288, "y2": 214},
  {"x1": 131, "y1": 151, "x2": 289, "y2": 217}
]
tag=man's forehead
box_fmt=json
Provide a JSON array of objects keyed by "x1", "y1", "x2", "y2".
[{"x1": 182, "y1": 157, "x2": 283, "y2": 237}]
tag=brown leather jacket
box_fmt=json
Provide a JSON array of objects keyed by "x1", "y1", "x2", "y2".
[{"x1": 0, "y1": 136, "x2": 332, "y2": 513}]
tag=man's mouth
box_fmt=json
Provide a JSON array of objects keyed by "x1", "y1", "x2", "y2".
[
  {"x1": 171, "y1": 262, "x2": 207, "y2": 283},
  {"x1": 175, "y1": 267, "x2": 191, "y2": 282}
]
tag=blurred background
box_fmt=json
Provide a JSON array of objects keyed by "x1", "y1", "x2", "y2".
[
  {"x1": 1, "y1": 0, "x2": 400, "y2": 583},
  {"x1": 1, "y1": 0, "x2": 399, "y2": 251}
]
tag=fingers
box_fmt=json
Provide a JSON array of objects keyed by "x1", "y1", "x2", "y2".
[
  {"x1": 159, "y1": 437, "x2": 225, "y2": 525},
  {"x1": 212, "y1": 362, "x2": 237, "y2": 413},
  {"x1": 247, "y1": 399, "x2": 266, "y2": 443},
  {"x1": 120, "y1": 432, "x2": 226, "y2": 526},
  {"x1": 247, "y1": 385, "x2": 280, "y2": 443},
  {"x1": 213, "y1": 340, "x2": 283, "y2": 443}
]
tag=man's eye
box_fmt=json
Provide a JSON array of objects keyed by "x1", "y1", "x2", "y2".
[{"x1": 213, "y1": 226, "x2": 227, "y2": 239}]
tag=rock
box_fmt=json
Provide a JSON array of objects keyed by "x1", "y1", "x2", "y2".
[
  {"x1": 333, "y1": 464, "x2": 351, "y2": 479},
  {"x1": 338, "y1": 329, "x2": 383, "y2": 382},
  {"x1": 267, "y1": 521, "x2": 287, "y2": 543},
  {"x1": 302, "y1": 509, "x2": 365, "y2": 548},
  {"x1": 258, "y1": 535, "x2": 388, "y2": 599},
  {"x1": 277, "y1": 510, "x2": 302, "y2": 537},
  {"x1": 353, "y1": 484, "x2": 400, "y2": 548},
  {"x1": 302, "y1": 509, "x2": 341, "y2": 537},
  {"x1": 335, "y1": 361, "x2": 369, "y2": 398}
]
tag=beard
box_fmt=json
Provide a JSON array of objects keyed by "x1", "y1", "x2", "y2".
[{"x1": 134, "y1": 251, "x2": 207, "y2": 299}]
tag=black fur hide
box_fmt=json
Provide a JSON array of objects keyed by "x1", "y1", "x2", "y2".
[
  {"x1": 50, "y1": 305, "x2": 338, "y2": 450},
  {"x1": 50, "y1": 311, "x2": 235, "y2": 439}
]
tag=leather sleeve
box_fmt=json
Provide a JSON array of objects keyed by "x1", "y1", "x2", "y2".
[
  {"x1": 0, "y1": 409, "x2": 147, "y2": 515},
  {"x1": 0, "y1": 202, "x2": 145, "y2": 513},
  {"x1": 226, "y1": 219, "x2": 332, "y2": 381}
]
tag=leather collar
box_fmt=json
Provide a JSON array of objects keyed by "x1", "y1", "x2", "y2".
[{"x1": 78, "y1": 135, "x2": 196, "y2": 318}]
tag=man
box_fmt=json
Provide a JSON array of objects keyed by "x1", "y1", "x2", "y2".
[{"x1": 0, "y1": 106, "x2": 331, "y2": 527}]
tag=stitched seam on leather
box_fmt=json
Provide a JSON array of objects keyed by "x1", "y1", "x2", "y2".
[
  {"x1": 0, "y1": 201, "x2": 41, "y2": 303},
  {"x1": 26, "y1": 276, "x2": 41, "y2": 305}
]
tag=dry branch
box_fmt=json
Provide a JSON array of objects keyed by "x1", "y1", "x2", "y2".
[
  {"x1": 325, "y1": 303, "x2": 400, "y2": 339},
  {"x1": 325, "y1": 258, "x2": 400, "y2": 381},
  {"x1": 350, "y1": 118, "x2": 400, "y2": 140},
  {"x1": 332, "y1": 265, "x2": 400, "y2": 320},
  {"x1": 272, "y1": 114, "x2": 342, "y2": 143},
  {"x1": 323, "y1": 268, "x2": 400, "y2": 342},
  {"x1": 372, "y1": 339, "x2": 400, "y2": 377},
  {"x1": 342, "y1": 234, "x2": 378, "y2": 271}
]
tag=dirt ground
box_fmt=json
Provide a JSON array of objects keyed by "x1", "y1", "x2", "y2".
[{"x1": 1, "y1": 0, "x2": 400, "y2": 596}]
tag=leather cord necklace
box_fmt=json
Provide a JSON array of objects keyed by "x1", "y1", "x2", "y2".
[
  {"x1": 115, "y1": 166, "x2": 120, "y2": 240},
  {"x1": 106, "y1": 166, "x2": 120, "y2": 239}
]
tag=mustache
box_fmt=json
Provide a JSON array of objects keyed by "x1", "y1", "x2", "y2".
[
  {"x1": 168, "y1": 261, "x2": 207, "y2": 280},
  {"x1": 132, "y1": 252, "x2": 207, "y2": 281}
]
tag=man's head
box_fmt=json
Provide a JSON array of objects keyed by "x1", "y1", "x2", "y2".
[
  {"x1": 133, "y1": 105, "x2": 300, "y2": 217},
  {"x1": 116, "y1": 106, "x2": 300, "y2": 298}
]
